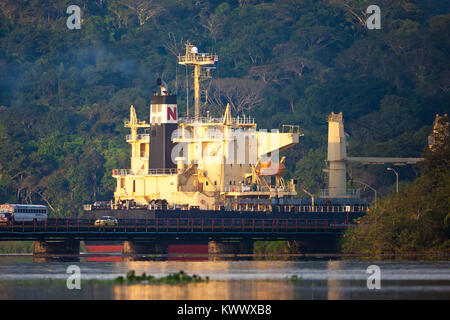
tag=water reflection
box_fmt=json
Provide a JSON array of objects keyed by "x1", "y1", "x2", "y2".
[
  {"x1": 327, "y1": 260, "x2": 342, "y2": 300},
  {"x1": 111, "y1": 260, "x2": 300, "y2": 281},
  {"x1": 0, "y1": 255, "x2": 449, "y2": 299},
  {"x1": 113, "y1": 281, "x2": 295, "y2": 300},
  {"x1": 33, "y1": 256, "x2": 80, "y2": 263}
]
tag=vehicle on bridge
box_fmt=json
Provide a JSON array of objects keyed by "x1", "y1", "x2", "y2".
[
  {"x1": 0, "y1": 204, "x2": 47, "y2": 225},
  {"x1": 94, "y1": 216, "x2": 118, "y2": 227}
]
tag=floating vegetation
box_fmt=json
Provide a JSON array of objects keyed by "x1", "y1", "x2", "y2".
[
  {"x1": 290, "y1": 275, "x2": 303, "y2": 283},
  {"x1": 114, "y1": 270, "x2": 209, "y2": 285}
]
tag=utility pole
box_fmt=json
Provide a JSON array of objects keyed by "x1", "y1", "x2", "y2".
[
  {"x1": 387, "y1": 167, "x2": 399, "y2": 193},
  {"x1": 300, "y1": 188, "x2": 315, "y2": 212},
  {"x1": 352, "y1": 180, "x2": 377, "y2": 207}
]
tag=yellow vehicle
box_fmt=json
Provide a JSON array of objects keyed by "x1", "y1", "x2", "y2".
[{"x1": 94, "y1": 216, "x2": 118, "y2": 227}]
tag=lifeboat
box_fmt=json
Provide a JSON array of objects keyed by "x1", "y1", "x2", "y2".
[{"x1": 259, "y1": 162, "x2": 286, "y2": 176}]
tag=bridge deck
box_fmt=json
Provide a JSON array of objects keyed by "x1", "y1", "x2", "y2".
[{"x1": 0, "y1": 218, "x2": 355, "y2": 241}]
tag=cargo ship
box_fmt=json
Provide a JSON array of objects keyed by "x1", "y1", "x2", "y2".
[{"x1": 84, "y1": 42, "x2": 371, "y2": 255}]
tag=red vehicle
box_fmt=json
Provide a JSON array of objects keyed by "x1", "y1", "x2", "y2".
[{"x1": 0, "y1": 204, "x2": 13, "y2": 225}]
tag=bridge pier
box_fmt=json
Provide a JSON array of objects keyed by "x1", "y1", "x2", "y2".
[
  {"x1": 122, "y1": 241, "x2": 168, "y2": 255},
  {"x1": 33, "y1": 239, "x2": 80, "y2": 255},
  {"x1": 208, "y1": 240, "x2": 253, "y2": 254}
]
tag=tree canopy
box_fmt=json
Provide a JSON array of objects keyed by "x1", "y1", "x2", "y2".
[
  {"x1": 341, "y1": 116, "x2": 450, "y2": 254},
  {"x1": 0, "y1": 0, "x2": 448, "y2": 216}
]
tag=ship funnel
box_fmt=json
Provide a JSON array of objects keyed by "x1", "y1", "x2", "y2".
[
  {"x1": 149, "y1": 79, "x2": 178, "y2": 169},
  {"x1": 157, "y1": 78, "x2": 169, "y2": 96}
]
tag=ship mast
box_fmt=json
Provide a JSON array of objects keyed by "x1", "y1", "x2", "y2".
[{"x1": 177, "y1": 42, "x2": 218, "y2": 121}]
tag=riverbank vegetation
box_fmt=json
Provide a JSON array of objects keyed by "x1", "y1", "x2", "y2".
[
  {"x1": 254, "y1": 241, "x2": 300, "y2": 255},
  {"x1": 0, "y1": 241, "x2": 33, "y2": 254},
  {"x1": 342, "y1": 121, "x2": 450, "y2": 255}
]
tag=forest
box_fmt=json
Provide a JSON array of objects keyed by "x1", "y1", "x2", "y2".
[
  {"x1": 0, "y1": 0, "x2": 449, "y2": 218},
  {"x1": 342, "y1": 117, "x2": 449, "y2": 254}
]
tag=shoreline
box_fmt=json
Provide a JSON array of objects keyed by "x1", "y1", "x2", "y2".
[{"x1": 1, "y1": 252, "x2": 448, "y2": 260}]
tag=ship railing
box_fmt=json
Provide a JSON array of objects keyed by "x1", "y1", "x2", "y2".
[
  {"x1": 234, "y1": 115, "x2": 255, "y2": 125},
  {"x1": 228, "y1": 199, "x2": 367, "y2": 213},
  {"x1": 224, "y1": 185, "x2": 292, "y2": 193},
  {"x1": 281, "y1": 124, "x2": 301, "y2": 134},
  {"x1": 173, "y1": 128, "x2": 256, "y2": 141},
  {"x1": 179, "y1": 117, "x2": 222, "y2": 124},
  {"x1": 172, "y1": 131, "x2": 225, "y2": 141},
  {"x1": 145, "y1": 168, "x2": 177, "y2": 175},
  {"x1": 126, "y1": 134, "x2": 150, "y2": 141},
  {"x1": 172, "y1": 133, "x2": 229, "y2": 142},
  {"x1": 124, "y1": 120, "x2": 149, "y2": 127},
  {"x1": 177, "y1": 53, "x2": 218, "y2": 65},
  {"x1": 112, "y1": 168, "x2": 177, "y2": 176},
  {"x1": 112, "y1": 169, "x2": 131, "y2": 176},
  {"x1": 179, "y1": 116, "x2": 255, "y2": 125}
]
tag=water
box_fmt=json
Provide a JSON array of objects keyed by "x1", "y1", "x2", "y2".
[{"x1": 0, "y1": 254, "x2": 449, "y2": 299}]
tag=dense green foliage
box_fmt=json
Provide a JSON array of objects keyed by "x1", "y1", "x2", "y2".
[
  {"x1": 254, "y1": 240, "x2": 300, "y2": 255},
  {"x1": 0, "y1": 0, "x2": 448, "y2": 216},
  {"x1": 0, "y1": 241, "x2": 33, "y2": 253},
  {"x1": 342, "y1": 119, "x2": 450, "y2": 254}
]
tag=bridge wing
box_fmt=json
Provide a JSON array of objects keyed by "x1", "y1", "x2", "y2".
[
  {"x1": 346, "y1": 157, "x2": 424, "y2": 165},
  {"x1": 257, "y1": 131, "x2": 300, "y2": 157}
]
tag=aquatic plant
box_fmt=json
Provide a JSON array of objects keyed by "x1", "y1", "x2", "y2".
[
  {"x1": 114, "y1": 270, "x2": 209, "y2": 284},
  {"x1": 290, "y1": 275, "x2": 303, "y2": 283}
]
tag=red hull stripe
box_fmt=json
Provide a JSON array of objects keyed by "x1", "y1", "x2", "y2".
[
  {"x1": 85, "y1": 244, "x2": 208, "y2": 254},
  {"x1": 168, "y1": 245, "x2": 208, "y2": 254},
  {"x1": 85, "y1": 245, "x2": 123, "y2": 252},
  {"x1": 86, "y1": 256, "x2": 123, "y2": 262}
]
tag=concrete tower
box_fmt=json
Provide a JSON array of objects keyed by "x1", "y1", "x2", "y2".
[{"x1": 326, "y1": 112, "x2": 347, "y2": 198}]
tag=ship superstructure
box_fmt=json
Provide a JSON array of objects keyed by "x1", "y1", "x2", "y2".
[{"x1": 112, "y1": 43, "x2": 301, "y2": 210}]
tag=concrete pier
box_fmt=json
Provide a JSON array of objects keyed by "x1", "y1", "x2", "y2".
[
  {"x1": 122, "y1": 240, "x2": 168, "y2": 255},
  {"x1": 208, "y1": 240, "x2": 254, "y2": 254},
  {"x1": 33, "y1": 239, "x2": 80, "y2": 255}
]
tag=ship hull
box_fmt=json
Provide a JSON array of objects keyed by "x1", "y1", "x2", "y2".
[{"x1": 82, "y1": 208, "x2": 365, "y2": 222}]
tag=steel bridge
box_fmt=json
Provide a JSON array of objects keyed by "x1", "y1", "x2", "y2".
[
  {"x1": 0, "y1": 217, "x2": 354, "y2": 242},
  {"x1": 0, "y1": 214, "x2": 363, "y2": 255}
]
